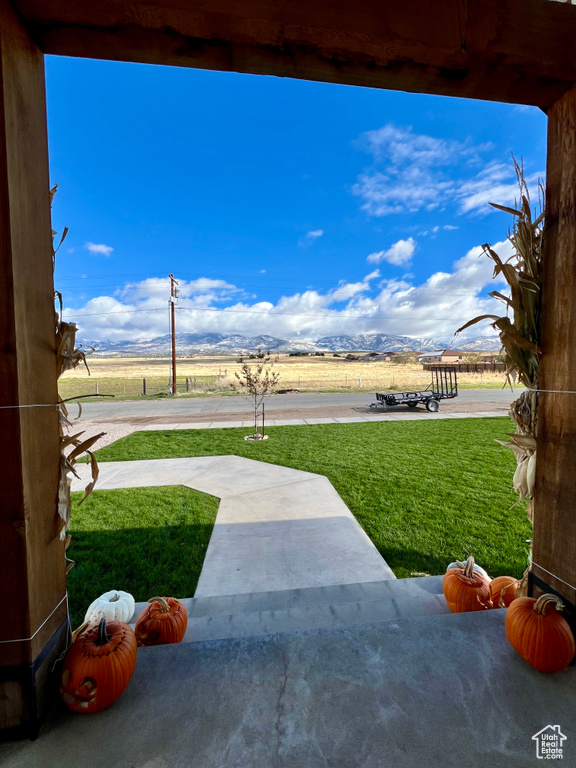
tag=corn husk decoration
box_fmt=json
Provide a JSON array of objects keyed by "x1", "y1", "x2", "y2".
[
  {"x1": 456, "y1": 159, "x2": 543, "y2": 524},
  {"x1": 51, "y1": 185, "x2": 105, "y2": 564}
]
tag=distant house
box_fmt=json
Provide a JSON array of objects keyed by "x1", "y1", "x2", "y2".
[
  {"x1": 418, "y1": 350, "x2": 467, "y2": 364},
  {"x1": 358, "y1": 352, "x2": 391, "y2": 362}
]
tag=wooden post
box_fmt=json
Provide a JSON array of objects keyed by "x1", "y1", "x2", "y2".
[
  {"x1": 532, "y1": 84, "x2": 576, "y2": 607},
  {"x1": 169, "y1": 273, "x2": 178, "y2": 395},
  {"x1": 0, "y1": 0, "x2": 67, "y2": 738},
  {"x1": 142, "y1": 377, "x2": 146, "y2": 395}
]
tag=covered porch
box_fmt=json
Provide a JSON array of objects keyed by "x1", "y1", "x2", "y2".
[{"x1": 1, "y1": 0, "x2": 575, "y2": 757}]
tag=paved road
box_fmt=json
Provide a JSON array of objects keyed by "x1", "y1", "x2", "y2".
[{"x1": 80, "y1": 388, "x2": 518, "y2": 420}]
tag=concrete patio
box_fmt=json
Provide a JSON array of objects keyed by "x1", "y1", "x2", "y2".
[{"x1": 2, "y1": 610, "x2": 574, "y2": 768}]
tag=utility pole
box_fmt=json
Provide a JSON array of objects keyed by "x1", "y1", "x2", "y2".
[{"x1": 169, "y1": 273, "x2": 179, "y2": 395}]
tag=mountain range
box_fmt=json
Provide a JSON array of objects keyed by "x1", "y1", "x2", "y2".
[{"x1": 82, "y1": 332, "x2": 501, "y2": 357}]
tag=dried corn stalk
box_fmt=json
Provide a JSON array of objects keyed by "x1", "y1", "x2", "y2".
[
  {"x1": 51, "y1": 185, "x2": 104, "y2": 553},
  {"x1": 456, "y1": 159, "x2": 543, "y2": 522}
]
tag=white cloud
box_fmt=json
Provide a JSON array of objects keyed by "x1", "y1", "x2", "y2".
[
  {"x1": 304, "y1": 229, "x2": 324, "y2": 242},
  {"x1": 67, "y1": 241, "x2": 512, "y2": 344},
  {"x1": 117, "y1": 276, "x2": 241, "y2": 307},
  {"x1": 85, "y1": 242, "x2": 114, "y2": 257},
  {"x1": 455, "y1": 162, "x2": 541, "y2": 216},
  {"x1": 367, "y1": 238, "x2": 416, "y2": 266},
  {"x1": 353, "y1": 124, "x2": 542, "y2": 218},
  {"x1": 443, "y1": 224, "x2": 458, "y2": 231},
  {"x1": 260, "y1": 269, "x2": 266, "y2": 274},
  {"x1": 329, "y1": 269, "x2": 380, "y2": 302}
]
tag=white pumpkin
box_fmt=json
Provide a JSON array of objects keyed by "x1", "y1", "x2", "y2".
[
  {"x1": 446, "y1": 561, "x2": 491, "y2": 582},
  {"x1": 84, "y1": 590, "x2": 136, "y2": 625}
]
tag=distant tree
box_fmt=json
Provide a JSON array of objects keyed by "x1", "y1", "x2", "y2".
[
  {"x1": 464, "y1": 351, "x2": 485, "y2": 363},
  {"x1": 233, "y1": 350, "x2": 280, "y2": 436},
  {"x1": 391, "y1": 350, "x2": 418, "y2": 365}
]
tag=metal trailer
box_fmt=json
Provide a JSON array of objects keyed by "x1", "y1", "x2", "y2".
[{"x1": 370, "y1": 365, "x2": 458, "y2": 412}]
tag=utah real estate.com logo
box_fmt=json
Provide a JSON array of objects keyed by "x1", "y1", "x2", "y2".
[{"x1": 532, "y1": 725, "x2": 567, "y2": 760}]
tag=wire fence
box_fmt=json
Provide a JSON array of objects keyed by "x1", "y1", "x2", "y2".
[{"x1": 58, "y1": 375, "x2": 226, "y2": 399}]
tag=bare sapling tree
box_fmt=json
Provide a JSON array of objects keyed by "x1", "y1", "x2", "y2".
[{"x1": 233, "y1": 349, "x2": 280, "y2": 437}]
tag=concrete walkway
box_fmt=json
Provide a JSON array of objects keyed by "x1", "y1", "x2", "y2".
[
  {"x1": 71, "y1": 456, "x2": 396, "y2": 595},
  {"x1": 135, "y1": 409, "x2": 504, "y2": 431}
]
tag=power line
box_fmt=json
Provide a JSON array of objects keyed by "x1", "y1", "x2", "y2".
[
  {"x1": 61, "y1": 304, "x2": 496, "y2": 321},
  {"x1": 169, "y1": 273, "x2": 179, "y2": 394},
  {"x1": 54, "y1": 282, "x2": 501, "y2": 298}
]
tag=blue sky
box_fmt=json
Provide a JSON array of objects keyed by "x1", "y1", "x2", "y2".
[{"x1": 46, "y1": 56, "x2": 547, "y2": 342}]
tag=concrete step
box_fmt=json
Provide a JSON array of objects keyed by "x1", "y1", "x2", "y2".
[
  {"x1": 129, "y1": 575, "x2": 449, "y2": 643},
  {"x1": 130, "y1": 575, "x2": 444, "y2": 621}
]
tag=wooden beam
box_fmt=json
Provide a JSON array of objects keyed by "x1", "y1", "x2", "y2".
[
  {"x1": 0, "y1": 0, "x2": 66, "y2": 738},
  {"x1": 533, "y1": 84, "x2": 576, "y2": 608},
  {"x1": 9, "y1": 0, "x2": 576, "y2": 110}
]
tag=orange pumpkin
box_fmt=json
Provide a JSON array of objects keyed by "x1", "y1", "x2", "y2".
[
  {"x1": 489, "y1": 576, "x2": 519, "y2": 608},
  {"x1": 135, "y1": 596, "x2": 188, "y2": 646},
  {"x1": 60, "y1": 618, "x2": 137, "y2": 713},
  {"x1": 505, "y1": 594, "x2": 575, "y2": 673},
  {"x1": 442, "y1": 556, "x2": 491, "y2": 613}
]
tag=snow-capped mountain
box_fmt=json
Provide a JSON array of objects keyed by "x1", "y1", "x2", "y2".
[
  {"x1": 83, "y1": 332, "x2": 501, "y2": 356},
  {"x1": 313, "y1": 334, "x2": 447, "y2": 352}
]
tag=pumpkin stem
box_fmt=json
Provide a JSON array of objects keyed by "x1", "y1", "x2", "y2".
[
  {"x1": 95, "y1": 617, "x2": 111, "y2": 646},
  {"x1": 534, "y1": 593, "x2": 565, "y2": 616},
  {"x1": 463, "y1": 555, "x2": 476, "y2": 578},
  {"x1": 148, "y1": 596, "x2": 170, "y2": 613},
  {"x1": 110, "y1": 593, "x2": 120, "y2": 602}
]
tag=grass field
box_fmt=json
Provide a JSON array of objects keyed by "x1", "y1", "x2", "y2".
[
  {"x1": 59, "y1": 354, "x2": 511, "y2": 401},
  {"x1": 92, "y1": 418, "x2": 531, "y2": 591},
  {"x1": 67, "y1": 485, "x2": 219, "y2": 626}
]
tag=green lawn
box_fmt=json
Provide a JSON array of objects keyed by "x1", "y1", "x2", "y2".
[
  {"x1": 67, "y1": 485, "x2": 219, "y2": 626},
  {"x1": 92, "y1": 418, "x2": 531, "y2": 585}
]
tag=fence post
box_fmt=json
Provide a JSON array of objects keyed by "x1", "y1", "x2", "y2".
[
  {"x1": 186, "y1": 377, "x2": 190, "y2": 393},
  {"x1": 193, "y1": 376, "x2": 197, "y2": 389},
  {"x1": 95, "y1": 380, "x2": 99, "y2": 395},
  {"x1": 143, "y1": 378, "x2": 147, "y2": 396},
  {"x1": 359, "y1": 378, "x2": 362, "y2": 388}
]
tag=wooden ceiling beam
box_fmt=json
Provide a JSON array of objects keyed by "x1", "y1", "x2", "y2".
[{"x1": 10, "y1": 0, "x2": 576, "y2": 109}]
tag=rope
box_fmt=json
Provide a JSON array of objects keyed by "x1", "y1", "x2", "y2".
[
  {"x1": 0, "y1": 403, "x2": 60, "y2": 410},
  {"x1": 526, "y1": 387, "x2": 576, "y2": 395},
  {"x1": 0, "y1": 594, "x2": 68, "y2": 644},
  {"x1": 0, "y1": 394, "x2": 114, "y2": 410},
  {"x1": 532, "y1": 563, "x2": 576, "y2": 594}
]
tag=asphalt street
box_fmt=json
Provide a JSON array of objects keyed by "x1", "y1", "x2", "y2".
[{"x1": 79, "y1": 388, "x2": 518, "y2": 420}]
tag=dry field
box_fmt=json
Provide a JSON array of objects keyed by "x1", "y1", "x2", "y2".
[{"x1": 58, "y1": 354, "x2": 509, "y2": 399}]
